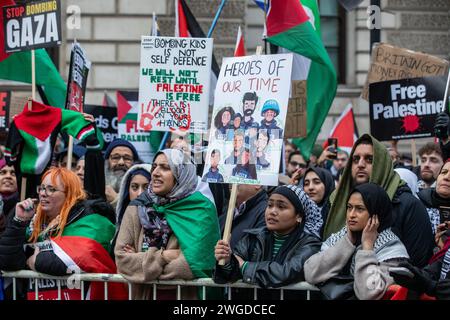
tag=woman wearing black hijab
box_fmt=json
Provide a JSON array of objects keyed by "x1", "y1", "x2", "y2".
[
  {"x1": 302, "y1": 167, "x2": 335, "y2": 238},
  {"x1": 304, "y1": 183, "x2": 410, "y2": 300}
]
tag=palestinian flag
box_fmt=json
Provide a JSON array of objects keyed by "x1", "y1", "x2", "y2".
[
  {"x1": 5, "y1": 100, "x2": 102, "y2": 175},
  {"x1": 0, "y1": 1, "x2": 66, "y2": 108},
  {"x1": 265, "y1": 0, "x2": 337, "y2": 159},
  {"x1": 29, "y1": 213, "x2": 127, "y2": 300},
  {"x1": 234, "y1": 26, "x2": 246, "y2": 57},
  {"x1": 146, "y1": 191, "x2": 220, "y2": 278},
  {"x1": 323, "y1": 103, "x2": 359, "y2": 155},
  {"x1": 116, "y1": 91, "x2": 162, "y2": 162},
  {"x1": 175, "y1": 0, "x2": 220, "y2": 105}
]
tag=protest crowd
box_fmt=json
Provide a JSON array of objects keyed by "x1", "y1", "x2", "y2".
[{"x1": 0, "y1": 0, "x2": 449, "y2": 301}]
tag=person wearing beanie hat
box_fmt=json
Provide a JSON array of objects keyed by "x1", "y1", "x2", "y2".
[
  {"x1": 213, "y1": 184, "x2": 322, "y2": 298},
  {"x1": 56, "y1": 144, "x2": 87, "y2": 171},
  {"x1": 104, "y1": 138, "x2": 139, "y2": 162},
  {"x1": 260, "y1": 99, "x2": 283, "y2": 140},
  {"x1": 104, "y1": 139, "x2": 140, "y2": 208}
]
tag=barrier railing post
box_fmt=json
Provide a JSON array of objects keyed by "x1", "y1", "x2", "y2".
[
  {"x1": 12, "y1": 278, "x2": 16, "y2": 300},
  {"x1": 128, "y1": 283, "x2": 132, "y2": 300},
  {"x1": 57, "y1": 280, "x2": 61, "y2": 300},
  {"x1": 81, "y1": 281, "x2": 85, "y2": 300},
  {"x1": 177, "y1": 285, "x2": 181, "y2": 300},
  {"x1": 104, "y1": 282, "x2": 108, "y2": 300},
  {"x1": 34, "y1": 278, "x2": 38, "y2": 300}
]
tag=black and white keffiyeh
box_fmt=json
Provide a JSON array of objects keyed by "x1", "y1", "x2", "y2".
[
  {"x1": 282, "y1": 185, "x2": 324, "y2": 239},
  {"x1": 322, "y1": 226, "x2": 409, "y2": 274},
  {"x1": 426, "y1": 208, "x2": 441, "y2": 235},
  {"x1": 441, "y1": 248, "x2": 450, "y2": 280}
]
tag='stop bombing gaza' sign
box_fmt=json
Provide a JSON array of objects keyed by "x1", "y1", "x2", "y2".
[{"x1": 3, "y1": 0, "x2": 61, "y2": 52}]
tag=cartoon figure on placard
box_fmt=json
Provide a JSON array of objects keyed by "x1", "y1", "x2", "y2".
[
  {"x1": 231, "y1": 147, "x2": 257, "y2": 180},
  {"x1": 246, "y1": 122, "x2": 259, "y2": 151},
  {"x1": 226, "y1": 112, "x2": 243, "y2": 140},
  {"x1": 255, "y1": 129, "x2": 270, "y2": 170},
  {"x1": 241, "y1": 92, "x2": 259, "y2": 130},
  {"x1": 224, "y1": 129, "x2": 244, "y2": 165},
  {"x1": 214, "y1": 106, "x2": 235, "y2": 140},
  {"x1": 260, "y1": 99, "x2": 283, "y2": 140},
  {"x1": 202, "y1": 149, "x2": 224, "y2": 183}
]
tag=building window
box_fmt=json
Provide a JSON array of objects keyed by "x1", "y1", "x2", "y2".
[{"x1": 319, "y1": 0, "x2": 346, "y2": 83}]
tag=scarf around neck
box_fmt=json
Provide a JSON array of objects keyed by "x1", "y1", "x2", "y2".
[
  {"x1": 322, "y1": 226, "x2": 409, "y2": 274},
  {"x1": 138, "y1": 149, "x2": 198, "y2": 249}
]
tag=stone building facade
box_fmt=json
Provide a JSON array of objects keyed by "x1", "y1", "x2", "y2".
[{"x1": 3, "y1": 0, "x2": 450, "y2": 154}]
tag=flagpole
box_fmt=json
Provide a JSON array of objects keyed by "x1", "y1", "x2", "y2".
[
  {"x1": 411, "y1": 139, "x2": 417, "y2": 167},
  {"x1": 369, "y1": 0, "x2": 381, "y2": 54},
  {"x1": 207, "y1": 0, "x2": 228, "y2": 38},
  {"x1": 21, "y1": 50, "x2": 37, "y2": 200},
  {"x1": 441, "y1": 69, "x2": 450, "y2": 113},
  {"x1": 66, "y1": 42, "x2": 75, "y2": 171},
  {"x1": 31, "y1": 49, "x2": 36, "y2": 100},
  {"x1": 263, "y1": 0, "x2": 268, "y2": 54},
  {"x1": 157, "y1": 0, "x2": 229, "y2": 153}
]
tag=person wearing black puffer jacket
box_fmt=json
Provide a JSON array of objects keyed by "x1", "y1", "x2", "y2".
[
  {"x1": 213, "y1": 185, "x2": 322, "y2": 299},
  {"x1": 0, "y1": 167, "x2": 127, "y2": 300}
]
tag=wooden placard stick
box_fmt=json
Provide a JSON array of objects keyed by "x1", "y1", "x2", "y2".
[
  {"x1": 411, "y1": 139, "x2": 417, "y2": 167},
  {"x1": 218, "y1": 45, "x2": 263, "y2": 265}
]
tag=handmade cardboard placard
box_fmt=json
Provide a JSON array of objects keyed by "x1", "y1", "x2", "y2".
[{"x1": 362, "y1": 43, "x2": 449, "y2": 101}]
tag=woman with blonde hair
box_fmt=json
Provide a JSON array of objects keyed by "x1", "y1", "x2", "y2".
[{"x1": 0, "y1": 167, "x2": 127, "y2": 300}]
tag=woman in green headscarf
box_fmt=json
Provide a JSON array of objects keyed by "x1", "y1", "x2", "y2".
[{"x1": 115, "y1": 149, "x2": 220, "y2": 300}]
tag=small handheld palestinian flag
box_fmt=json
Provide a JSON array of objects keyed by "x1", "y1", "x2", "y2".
[{"x1": 5, "y1": 100, "x2": 103, "y2": 175}]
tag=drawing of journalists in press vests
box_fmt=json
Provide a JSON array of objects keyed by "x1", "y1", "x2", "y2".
[
  {"x1": 203, "y1": 53, "x2": 293, "y2": 186},
  {"x1": 202, "y1": 149, "x2": 224, "y2": 183}
]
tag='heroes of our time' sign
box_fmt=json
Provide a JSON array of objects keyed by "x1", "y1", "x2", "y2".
[{"x1": 3, "y1": 0, "x2": 61, "y2": 52}]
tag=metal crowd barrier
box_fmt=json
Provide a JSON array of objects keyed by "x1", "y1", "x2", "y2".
[{"x1": 1, "y1": 270, "x2": 319, "y2": 301}]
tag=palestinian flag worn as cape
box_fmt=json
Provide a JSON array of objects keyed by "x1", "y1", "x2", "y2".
[
  {"x1": 28, "y1": 213, "x2": 127, "y2": 300},
  {"x1": 266, "y1": 0, "x2": 337, "y2": 159},
  {"x1": 0, "y1": 1, "x2": 66, "y2": 108},
  {"x1": 5, "y1": 100, "x2": 103, "y2": 175},
  {"x1": 152, "y1": 191, "x2": 220, "y2": 278}
]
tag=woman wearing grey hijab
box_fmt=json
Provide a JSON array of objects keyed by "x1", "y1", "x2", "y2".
[{"x1": 115, "y1": 149, "x2": 220, "y2": 300}]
